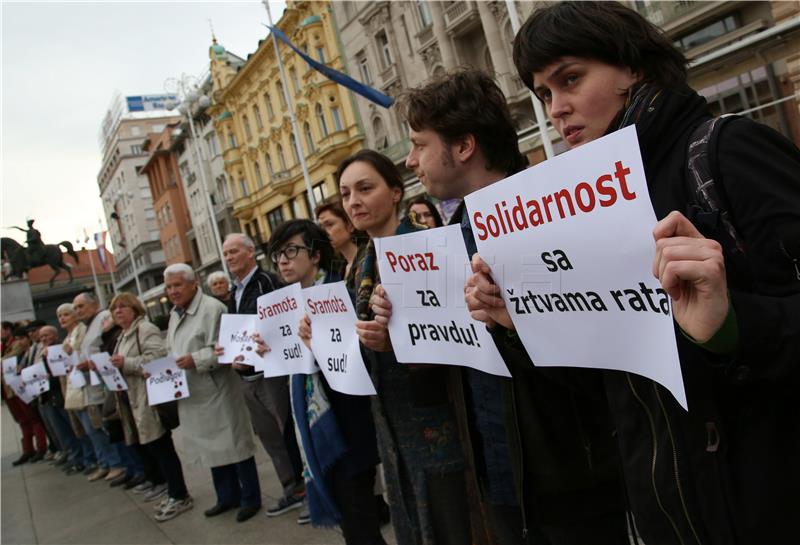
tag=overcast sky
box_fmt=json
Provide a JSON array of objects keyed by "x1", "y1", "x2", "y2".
[{"x1": 2, "y1": 1, "x2": 286, "y2": 251}]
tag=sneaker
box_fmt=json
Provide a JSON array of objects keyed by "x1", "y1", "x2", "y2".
[
  {"x1": 144, "y1": 483, "x2": 168, "y2": 503},
  {"x1": 153, "y1": 496, "x2": 170, "y2": 512},
  {"x1": 154, "y1": 496, "x2": 193, "y2": 522},
  {"x1": 266, "y1": 492, "x2": 305, "y2": 517},
  {"x1": 132, "y1": 480, "x2": 154, "y2": 494},
  {"x1": 296, "y1": 502, "x2": 311, "y2": 525}
]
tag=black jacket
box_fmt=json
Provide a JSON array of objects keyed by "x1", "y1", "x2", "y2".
[
  {"x1": 605, "y1": 87, "x2": 800, "y2": 545},
  {"x1": 228, "y1": 266, "x2": 282, "y2": 378}
]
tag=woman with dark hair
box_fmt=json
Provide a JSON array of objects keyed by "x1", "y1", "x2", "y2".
[
  {"x1": 468, "y1": 3, "x2": 800, "y2": 544},
  {"x1": 314, "y1": 200, "x2": 366, "y2": 284},
  {"x1": 332, "y1": 149, "x2": 475, "y2": 545},
  {"x1": 404, "y1": 195, "x2": 443, "y2": 229}
]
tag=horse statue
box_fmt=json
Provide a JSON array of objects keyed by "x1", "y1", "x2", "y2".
[{"x1": 1, "y1": 237, "x2": 79, "y2": 287}]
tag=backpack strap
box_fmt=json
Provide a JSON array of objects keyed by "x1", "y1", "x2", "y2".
[{"x1": 686, "y1": 115, "x2": 745, "y2": 255}]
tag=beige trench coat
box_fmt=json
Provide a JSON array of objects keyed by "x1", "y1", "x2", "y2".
[
  {"x1": 63, "y1": 322, "x2": 88, "y2": 411},
  {"x1": 114, "y1": 316, "x2": 167, "y2": 445},
  {"x1": 166, "y1": 289, "x2": 255, "y2": 468}
]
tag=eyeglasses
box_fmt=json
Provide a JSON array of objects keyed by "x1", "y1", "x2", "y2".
[{"x1": 270, "y1": 244, "x2": 311, "y2": 263}]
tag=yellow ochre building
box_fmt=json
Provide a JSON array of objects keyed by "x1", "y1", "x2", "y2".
[{"x1": 209, "y1": 0, "x2": 364, "y2": 246}]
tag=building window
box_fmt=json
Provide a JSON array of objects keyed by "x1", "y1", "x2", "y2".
[
  {"x1": 376, "y1": 31, "x2": 392, "y2": 68},
  {"x1": 358, "y1": 53, "x2": 372, "y2": 84},
  {"x1": 316, "y1": 46, "x2": 326, "y2": 63},
  {"x1": 254, "y1": 161, "x2": 264, "y2": 188},
  {"x1": 265, "y1": 153, "x2": 274, "y2": 176},
  {"x1": 303, "y1": 122, "x2": 315, "y2": 153},
  {"x1": 417, "y1": 1, "x2": 433, "y2": 27},
  {"x1": 264, "y1": 92, "x2": 274, "y2": 120},
  {"x1": 239, "y1": 177, "x2": 248, "y2": 198},
  {"x1": 674, "y1": 15, "x2": 738, "y2": 51},
  {"x1": 291, "y1": 195, "x2": 307, "y2": 219},
  {"x1": 242, "y1": 115, "x2": 252, "y2": 141},
  {"x1": 253, "y1": 105, "x2": 263, "y2": 129},
  {"x1": 131, "y1": 144, "x2": 143, "y2": 155},
  {"x1": 206, "y1": 133, "x2": 219, "y2": 157},
  {"x1": 316, "y1": 103, "x2": 328, "y2": 137},
  {"x1": 331, "y1": 106, "x2": 343, "y2": 132},
  {"x1": 277, "y1": 144, "x2": 287, "y2": 170},
  {"x1": 290, "y1": 134, "x2": 299, "y2": 164},
  {"x1": 131, "y1": 126, "x2": 142, "y2": 136},
  {"x1": 228, "y1": 131, "x2": 237, "y2": 149},
  {"x1": 266, "y1": 206, "x2": 285, "y2": 233},
  {"x1": 373, "y1": 116, "x2": 388, "y2": 149},
  {"x1": 276, "y1": 82, "x2": 286, "y2": 107},
  {"x1": 290, "y1": 67, "x2": 300, "y2": 95},
  {"x1": 312, "y1": 182, "x2": 327, "y2": 204}
]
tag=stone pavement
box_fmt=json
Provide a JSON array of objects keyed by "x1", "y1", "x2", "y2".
[{"x1": 1, "y1": 404, "x2": 396, "y2": 545}]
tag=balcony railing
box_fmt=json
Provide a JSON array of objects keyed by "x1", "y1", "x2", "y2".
[
  {"x1": 443, "y1": 1, "x2": 477, "y2": 31},
  {"x1": 416, "y1": 25, "x2": 434, "y2": 47},
  {"x1": 636, "y1": 0, "x2": 697, "y2": 27}
]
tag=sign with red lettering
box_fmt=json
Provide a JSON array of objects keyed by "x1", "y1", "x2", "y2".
[
  {"x1": 217, "y1": 315, "x2": 261, "y2": 366},
  {"x1": 303, "y1": 281, "x2": 376, "y2": 396},
  {"x1": 465, "y1": 127, "x2": 686, "y2": 409},
  {"x1": 143, "y1": 355, "x2": 190, "y2": 405},
  {"x1": 375, "y1": 225, "x2": 510, "y2": 376},
  {"x1": 256, "y1": 283, "x2": 318, "y2": 377},
  {"x1": 90, "y1": 352, "x2": 128, "y2": 392},
  {"x1": 21, "y1": 362, "x2": 50, "y2": 398}
]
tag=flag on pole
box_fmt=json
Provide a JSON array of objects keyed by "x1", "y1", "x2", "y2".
[
  {"x1": 94, "y1": 232, "x2": 108, "y2": 270},
  {"x1": 267, "y1": 25, "x2": 394, "y2": 108}
]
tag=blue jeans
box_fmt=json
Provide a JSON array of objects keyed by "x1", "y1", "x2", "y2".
[
  {"x1": 76, "y1": 408, "x2": 122, "y2": 469},
  {"x1": 116, "y1": 442, "x2": 144, "y2": 477},
  {"x1": 210, "y1": 456, "x2": 261, "y2": 509},
  {"x1": 39, "y1": 405, "x2": 82, "y2": 465}
]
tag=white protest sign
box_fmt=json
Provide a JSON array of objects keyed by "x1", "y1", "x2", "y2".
[
  {"x1": 89, "y1": 370, "x2": 101, "y2": 386},
  {"x1": 464, "y1": 126, "x2": 686, "y2": 409},
  {"x1": 375, "y1": 225, "x2": 510, "y2": 377},
  {"x1": 303, "y1": 282, "x2": 376, "y2": 396},
  {"x1": 217, "y1": 314, "x2": 262, "y2": 366},
  {"x1": 2, "y1": 356, "x2": 17, "y2": 377},
  {"x1": 46, "y1": 344, "x2": 69, "y2": 376},
  {"x1": 69, "y1": 366, "x2": 86, "y2": 389},
  {"x1": 256, "y1": 283, "x2": 318, "y2": 377},
  {"x1": 21, "y1": 363, "x2": 50, "y2": 397},
  {"x1": 143, "y1": 355, "x2": 189, "y2": 405},
  {"x1": 90, "y1": 352, "x2": 128, "y2": 391},
  {"x1": 6, "y1": 373, "x2": 35, "y2": 404}
]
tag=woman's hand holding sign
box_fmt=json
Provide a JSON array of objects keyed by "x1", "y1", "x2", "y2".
[
  {"x1": 465, "y1": 254, "x2": 514, "y2": 330},
  {"x1": 652, "y1": 211, "x2": 730, "y2": 343}
]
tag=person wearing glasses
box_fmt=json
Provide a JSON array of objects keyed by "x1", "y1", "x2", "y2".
[{"x1": 220, "y1": 233, "x2": 305, "y2": 521}]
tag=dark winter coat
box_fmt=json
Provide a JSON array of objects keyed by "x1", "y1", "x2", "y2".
[{"x1": 605, "y1": 85, "x2": 800, "y2": 545}]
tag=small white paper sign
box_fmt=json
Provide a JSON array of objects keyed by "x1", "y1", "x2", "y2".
[
  {"x1": 256, "y1": 283, "x2": 318, "y2": 377},
  {"x1": 464, "y1": 126, "x2": 686, "y2": 409},
  {"x1": 217, "y1": 314, "x2": 262, "y2": 366},
  {"x1": 89, "y1": 370, "x2": 101, "y2": 386},
  {"x1": 90, "y1": 352, "x2": 128, "y2": 391},
  {"x1": 21, "y1": 363, "x2": 50, "y2": 397},
  {"x1": 69, "y1": 366, "x2": 87, "y2": 389},
  {"x1": 7, "y1": 373, "x2": 35, "y2": 404},
  {"x1": 375, "y1": 225, "x2": 510, "y2": 377},
  {"x1": 303, "y1": 282, "x2": 376, "y2": 396},
  {"x1": 143, "y1": 355, "x2": 189, "y2": 405},
  {"x1": 2, "y1": 356, "x2": 18, "y2": 377},
  {"x1": 46, "y1": 344, "x2": 70, "y2": 376}
]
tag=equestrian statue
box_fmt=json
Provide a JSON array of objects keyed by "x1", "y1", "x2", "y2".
[{"x1": 2, "y1": 219, "x2": 79, "y2": 287}]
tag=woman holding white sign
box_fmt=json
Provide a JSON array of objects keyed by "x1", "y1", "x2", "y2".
[
  {"x1": 336, "y1": 150, "x2": 475, "y2": 545},
  {"x1": 467, "y1": 3, "x2": 800, "y2": 544},
  {"x1": 109, "y1": 292, "x2": 191, "y2": 522}
]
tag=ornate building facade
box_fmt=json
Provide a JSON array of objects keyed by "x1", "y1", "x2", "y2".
[{"x1": 209, "y1": 0, "x2": 364, "y2": 248}]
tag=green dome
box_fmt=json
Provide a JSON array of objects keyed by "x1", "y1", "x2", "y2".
[
  {"x1": 300, "y1": 15, "x2": 321, "y2": 27},
  {"x1": 211, "y1": 43, "x2": 226, "y2": 58}
]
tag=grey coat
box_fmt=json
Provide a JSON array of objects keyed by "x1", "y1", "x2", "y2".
[
  {"x1": 166, "y1": 289, "x2": 255, "y2": 467},
  {"x1": 115, "y1": 317, "x2": 167, "y2": 445}
]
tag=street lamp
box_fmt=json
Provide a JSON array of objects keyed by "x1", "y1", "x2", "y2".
[{"x1": 165, "y1": 74, "x2": 229, "y2": 276}]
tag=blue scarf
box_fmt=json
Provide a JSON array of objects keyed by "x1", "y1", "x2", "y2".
[{"x1": 290, "y1": 369, "x2": 347, "y2": 526}]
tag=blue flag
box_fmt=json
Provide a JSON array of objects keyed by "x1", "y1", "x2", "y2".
[{"x1": 268, "y1": 25, "x2": 394, "y2": 108}]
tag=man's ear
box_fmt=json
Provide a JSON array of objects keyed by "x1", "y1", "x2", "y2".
[{"x1": 452, "y1": 133, "x2": 477, "y2": 164}]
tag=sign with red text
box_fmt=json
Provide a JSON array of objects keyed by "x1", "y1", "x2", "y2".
[
  {"x1": 46, "y1": 344, "x2": 69, "y2": 376},
  {"x1": 375, "y1": 225, "x2": 510, "y2": 377},
  {"x1": 21, "y1": 362, "x2": 50, "y2": 397},
  {"x1": 2, "y1": 357, "x2": 17, "y2": 377},
  {"x1": 256, "y1": 283, "x2": 318, "y2": 377},
  {"x1": 303, "y1": 282, "x2": 376, "y2": 396},
  {"x1": 143, "y1": 355, "x2": 189, "y2": 405},
  {"x1": 90, "y1": 352, "x2": 128, "y2": 391},
  {"x1": 217, "y1": 314, "x2": 262, "y2": 366},
  {"x1": 464, "y1": 127, "x2": 686, "y2": 409}
]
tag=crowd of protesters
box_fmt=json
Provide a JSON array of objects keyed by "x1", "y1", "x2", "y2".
[{"x1": 3, "y1": 3, "x2": 799, "y2": 544}]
